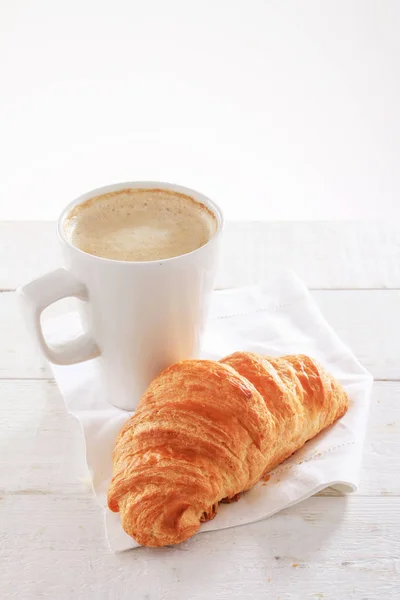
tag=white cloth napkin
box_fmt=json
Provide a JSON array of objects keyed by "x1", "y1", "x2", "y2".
[{"x1": 46, "y1": 272, "x2": 373, "y2": 552}]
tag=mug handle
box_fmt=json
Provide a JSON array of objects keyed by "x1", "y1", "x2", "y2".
[{"x1": 18, "y1": 268, "x2": 100, "y2": 365}]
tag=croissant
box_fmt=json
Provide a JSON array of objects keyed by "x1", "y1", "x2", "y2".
[{"x1": 108, "y1": 352, "x2": 348, "y2": 547}]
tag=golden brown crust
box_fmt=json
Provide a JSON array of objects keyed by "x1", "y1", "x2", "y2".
[{"x1": 107, "y1": 353, "x2": 348, "y2": 547}]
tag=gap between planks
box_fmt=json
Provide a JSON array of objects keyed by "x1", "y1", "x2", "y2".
[{"x1": 3, "y1": 288, "x2": 400, "y2": 293}]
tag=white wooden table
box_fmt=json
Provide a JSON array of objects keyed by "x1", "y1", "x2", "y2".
[{"x1": 1, "y1": 222, "x2": 399, "y2": 599}]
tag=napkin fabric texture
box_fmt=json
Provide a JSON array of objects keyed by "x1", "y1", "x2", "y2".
[{"x1": 46, "y1": 272, "x2": 373, "y2": 552}]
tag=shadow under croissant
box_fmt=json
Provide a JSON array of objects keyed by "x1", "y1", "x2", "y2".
[
  {"x1": 143, "y1": 495, "x2": 349, "y2": 563},
  {"x1": 200, "y1": 493, "x2": 242, "y2": 524}
]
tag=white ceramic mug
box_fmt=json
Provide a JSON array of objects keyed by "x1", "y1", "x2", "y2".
[{"x1": 19, "y1": 181, "x2": 223, "y2": 410}]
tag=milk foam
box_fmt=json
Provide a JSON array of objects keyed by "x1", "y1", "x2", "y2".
[{"x1": 63, "y1": 188, "x2": 217, "y2": 261}]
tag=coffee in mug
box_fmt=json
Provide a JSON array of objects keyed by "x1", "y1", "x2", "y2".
[{"x1": 63, "y1": 188, "x2": 217, "y2": 262}]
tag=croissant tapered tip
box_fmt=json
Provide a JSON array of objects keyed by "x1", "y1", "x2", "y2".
[{"x1": 118, "y1": 495, "x2": 201, "y2": 547}]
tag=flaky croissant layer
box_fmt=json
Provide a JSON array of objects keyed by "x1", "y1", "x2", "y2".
[{"x1": 107, "y1": 353, "x2": 348, "y2": 547}]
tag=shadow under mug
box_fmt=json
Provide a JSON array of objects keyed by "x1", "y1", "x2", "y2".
[{"x1": 19, "y1": 181, "x2": 224, "y2": 410}]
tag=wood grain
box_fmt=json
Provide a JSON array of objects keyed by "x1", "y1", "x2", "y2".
[
  {"x1": 0, "y1": 292, "x2": 49, "y2": 379},
  {"x1": 1, "y1": 221, "x2": 399, "y2": 291},
  {"x1": 1, "y1": 289, "x2": 396, "y2": 380}
]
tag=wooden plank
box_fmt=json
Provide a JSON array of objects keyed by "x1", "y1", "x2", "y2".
[
  {"x1": 1, "y1": 494, "x2": 398, "y2": 599},
  {"x1": 335, "y1": 381, "x2": 400, "y2": 497},
  {"x1": 1, "y1": 290, "x2": 398, "y2": 380},
  {"x1": 0, "y1": 222, "x2": 63, "y2": 291},
  {"x1": 0, "y1": 380, "x2": 398, "y2": 497},
  {"x1": 220, "y1": 221, "x2": 400, "y2": 291},
  {"x1": 0, "y1": 380, "x2": 87, "y2": 495},
  {"x1": 1, "y1": 221, "x2": 399, "y2": 291},
  {"x1": 313, "y1": 289, "x2": 399, "y2": 381},
  {"x1": 0, "y1": 292, "x2": 50, "y2": 379}
]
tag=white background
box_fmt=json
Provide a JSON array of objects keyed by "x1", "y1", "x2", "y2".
[{"x1": 1, "y1": 0, "x2": 399, "y2": 221}]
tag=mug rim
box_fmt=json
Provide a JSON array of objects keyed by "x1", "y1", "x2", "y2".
[{"x1": 57, "y1": 181, "x2": 224, "y2": 265}]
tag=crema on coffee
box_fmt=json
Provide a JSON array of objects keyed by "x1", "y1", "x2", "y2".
[{"x1": 63, "y1": 188, "x2": 217, "y2": 262}]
